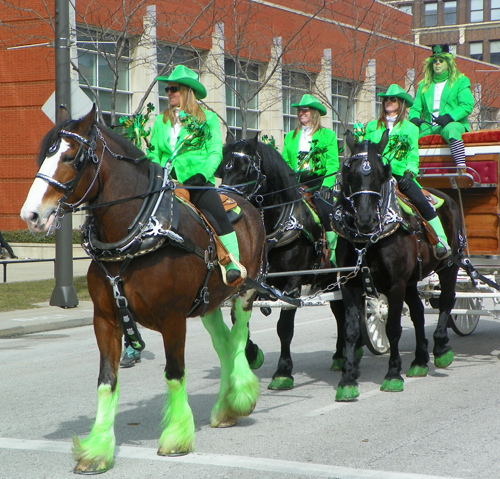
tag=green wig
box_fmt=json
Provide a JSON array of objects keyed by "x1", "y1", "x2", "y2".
[{"x1": 421, "y1": 53, "x2": 462, "y2": 93}]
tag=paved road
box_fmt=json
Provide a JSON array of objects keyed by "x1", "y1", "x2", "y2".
[{"x1": 1, "y1": 300, "x2": 500, "y2": 479}]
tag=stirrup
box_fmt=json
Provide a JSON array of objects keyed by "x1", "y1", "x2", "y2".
[
  {"x1": 219, "y1": 253, "x2": 247, "y2": 287},
  {"x1": 435, "y1": 241, "x2": 451, "y2": 259}
]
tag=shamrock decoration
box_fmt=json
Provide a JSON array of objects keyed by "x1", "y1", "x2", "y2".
[
  {"x1": 262, "y1": 135, "x2": 277, "y2": 150},
  {"x1": 117, "y1": 103, "x2": 155, "y2": 149},
  {"x1": 296, "y1": 139, "x2": 327, "y2": 175}
]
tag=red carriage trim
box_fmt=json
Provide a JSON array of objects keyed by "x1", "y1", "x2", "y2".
[{"x1": 418, "y1": 129, "x2": 500, "y2": 147}]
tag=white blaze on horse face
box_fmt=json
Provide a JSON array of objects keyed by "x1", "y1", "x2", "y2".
[{"x1": 20, "y1": 140, "x2": 71, "y2": 230}]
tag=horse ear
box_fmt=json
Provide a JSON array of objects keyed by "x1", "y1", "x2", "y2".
[
  {"x1": 383, "y1": 162, "x2": 393, "y2": 182},
  {"x1": 77, "y1": 104, "x2": 97, "y2": 136},
  {"x1": 225, "y1": 131, "x2": 235, "y2": 144},
  {"x1": 249, "y1": 134, "x2": 259, "y2": 148},
  {"x1": 378, "y1": 129, "x2": 390, "y2": 155},
  {"x1": 58, "y1": 105, "x2": 71, "y2": 123},
  {"x1": 345, "y1": 130, "x2": 356, "y2": 156}
]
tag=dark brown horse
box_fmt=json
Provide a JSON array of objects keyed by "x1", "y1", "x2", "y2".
[
  {"x1": 333, "y1": 131, "x2": 462, "y2": 401},
  {"x1": 20, "y1": 106, "x2": 266, "y2": 474}
]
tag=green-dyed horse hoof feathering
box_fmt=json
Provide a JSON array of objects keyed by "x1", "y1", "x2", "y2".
[
  {"x1": 380, "y1": 378, "x2": 404, "y2": 392},
  {"x1": 330, "y1": 358, "x2": 344, "y2": 371},
  {"x1": 268, "y1": 376, "x2": 294, "y2": 390},
  {"x1": 249, "y1": 348, "x2": 264, "y2": 370},
  {"x1": 434, "y1": 349, "x2": 454, "y2": 368},
  {"x1": 335, "y1": 385, "x2": 359, "y2": 401},
  {"x1": 407, "y1": 365, "x2": 429, "y2": 377}
]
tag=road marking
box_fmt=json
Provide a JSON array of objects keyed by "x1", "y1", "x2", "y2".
[{"x1": 0, "y1": 437, "x2": 461, "y2": 479}]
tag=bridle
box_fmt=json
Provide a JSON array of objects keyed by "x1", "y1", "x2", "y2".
[{"x1": 222, "y1": 142, "x2": 265, "y2": 200}]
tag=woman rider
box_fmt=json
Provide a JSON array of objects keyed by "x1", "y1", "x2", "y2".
[
  {"x1": 282, "y1": 94, "x2": 339, "y2": 266},
  {"x1": 365, "y1": 84, "x2": 451, "y2": 259}
]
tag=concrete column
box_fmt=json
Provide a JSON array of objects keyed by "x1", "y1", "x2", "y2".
[
  {"x1": 357, "y1": 58, "x2": 376, "y2": 124},
  {"x1": 201, "y1": 22, "x2": 226, "y2": 138},
  {"x1": 259, "y1": 37, "x2": 284, "y2": 149},
  {"x1": 315, "y1": 49, "x2": 332, "y2": 126},
  {"x1": 130, "y1": 6, "x2": 158, "y2": 118}
]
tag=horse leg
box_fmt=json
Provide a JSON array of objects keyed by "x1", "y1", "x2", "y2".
[
  {"x1": 73, "y1": 311, "x2": 121, "y2": 474},
  {"x1": 158, "y1": 317, "x2": 195, "y2": 456},
  {"x1": 268, "y1": 307, "x2": 296, "y2": 390},
  {"x1": 245, "y1": 333, "x2": 265, "y2": 370},
  {"x1": 405, "y1": 285, "x2": 430, "y2": 377},
  {"x1": 433, "y1": 268, "x2": 457, "y2": 368},
  {"x1": 380, "y1": 293, "x2": 405, "y2": 392},
  {"x1": 336, "y1": 284, "x2": 362, "y2": 401}
]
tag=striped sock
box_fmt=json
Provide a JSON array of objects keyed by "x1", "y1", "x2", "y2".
[{"x1": 449, "y1": 139, "x2": 466, "y2": 168}]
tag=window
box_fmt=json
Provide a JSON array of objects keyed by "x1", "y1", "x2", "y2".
[
  {"x1": 490, "y1": 40, "x2": 500, "y2": 65},
  {"x1": 397, "y1": 3, "x2": 412, "y2": 14},
  {"x1": 225, "y1": 59, "x2": 260, "y2": 140},
  {"x1": 331, "y1": 79, "x2": 355, "y2": 156},
  {"x1": 471, "y1": 0, "x2": 484, "y2": 22},
  {"x1": 448, "y1": 44, "x2": 457, "y2": 55},
  {"x1": 375, "y1": 86, "x2": 385, "y2": 118},
  {"x1": 424, "y1": 2, "x2": 438, "y2": 27},
  {"x1": 157, "y1": 45, "x2": 199, "y2": 112},
  {"x1": 470, "y1": 42, "x2": 484, "y2": 61},
  {"x1": 492, "y1": 0, "x2": 500, "y2": 21},
  {"x1": 443, "y1": 1, "x2": 457, "y2": 25},
  {"x1": 77, "y1": 29, "x2": 132, "y2": 125},
  {"x1": 282, "y1": 71, "x2": 311, "y2": 133}
]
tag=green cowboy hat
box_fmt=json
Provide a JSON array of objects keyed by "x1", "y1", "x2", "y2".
[
  {"x1": 291, "y1": 94, "x2": 327, "y2": 116},
  {"x1": 157, "y1": 65, "x2": 207, "y2": 99},
  {"x1": 377, "y1": 84, "x2": 414, "y2": 107}
]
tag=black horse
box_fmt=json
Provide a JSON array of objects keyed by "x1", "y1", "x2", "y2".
[
  {"x1": 333, "y1": 130, "x2": 462, "y2": 401},
  {"x1": 220, "y1": 136, "x2": 347, "y2": 390}
]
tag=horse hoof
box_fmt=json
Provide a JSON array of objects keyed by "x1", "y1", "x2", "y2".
[
  {"x1": 268, "y1": 376, "x2": 294, "y2": 390},
  {"x1": 407, "y1": 365, "x2": 428, "y2": 377},
  {"x1": 330, "y1": 358, "x2": 344, "y2": 371},
  {"x1": 335, "y1": 385, "x2": 359, "y2": 401},
  {"x1": 74, "y1": 458, "x2": 111, "y2": 475},
  {"x1": 249, "y1": 348, "x2": 264, "y2": 370},
  {"x1": 434, "y1": 350, "x2": 454, "y2": 368},
  {"x1": 380, "y1": 378, "x2": 404, "y2": 392},
  {"x1": 157, "y1": 448, "x2": 190, "y2": 457}
]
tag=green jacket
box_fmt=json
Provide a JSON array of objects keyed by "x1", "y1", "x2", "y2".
[
  {"x1": 408, "y1": 74, "x2": 474, "y2": 132},
  {"x1": 282, "y1": 127, "x2": 339, "y2": 188},
  {"x1": 148, "y1": 109, "x2": 222, "y2": 184},
  {"x1": 365, "y1": 119, "x2": 420, "y2": 177}
]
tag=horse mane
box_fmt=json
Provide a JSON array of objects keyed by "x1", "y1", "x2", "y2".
[
  {"x1": 37, "y1": 118, "x2": 145, "y2": 167},
  {"x1": 255, "y1": 141, "x2": 301, "y2": 203}
]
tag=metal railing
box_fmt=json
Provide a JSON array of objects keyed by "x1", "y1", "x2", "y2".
[{"x1": 0, "y1": 257, "x2": 89, "y2": 283}]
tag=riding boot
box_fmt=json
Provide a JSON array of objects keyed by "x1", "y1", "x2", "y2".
[
  {"x1": 326, "y1": 231, "x2": 338, "y2": 267},
  {"x1": 427, "y1": 216, "x2": 451, "y2": 259},
  {"x1": 120, "y1": 345, "x2": 141, "y2": 368},
  {"x1": 449, "y1": 139, "x2": 466, "y2": 172},
  {"x1": 219, "y1": 231, "x2": 247, "y2": 285}
]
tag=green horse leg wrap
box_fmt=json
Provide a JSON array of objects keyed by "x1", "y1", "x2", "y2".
[
  {"x1": 73, "y1": 382, "x2": 119, "y2": 471},
  {"x1": 158, "y1": 376, "x2": 195, "y2": 456}
]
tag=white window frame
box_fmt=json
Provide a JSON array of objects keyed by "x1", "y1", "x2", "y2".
[{"x1": 282, "y1": 70, "x2": 312, "y2": 134}]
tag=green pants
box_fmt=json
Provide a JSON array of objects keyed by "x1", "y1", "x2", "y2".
[{"x1": 419, "y1": 122, "x2": 466, "y2": 143}]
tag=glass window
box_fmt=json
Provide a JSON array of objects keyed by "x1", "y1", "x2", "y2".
[
  {"x1": 225, "y1": 59, "x2": 260, "y2": 140},
  {"x1": 424, "y1": 2, "x2": 438, "y2": 27},
  {"x1": 77, "y1": 29, "x2": 132, "y2": 125},
  {"x1": 331, "y1": 79, "x2": 355, "y2": 157},
  {"x1": 156, "y1": 45, "x2": 200, "y2": 112},
  {"x1": 490, "y1": 40, "x2": 500, "y2": 65},
  {"x1": 492, "y1": 0, "x2": 500, "y2": 21},
  {"x1": 399, "y1": 5, "x2": 413, "y2": 14},
  {"x1": 443, "y1": 1, "x2": 457, "y2": 25},
  {"x1": 375, "y1": 86, "x2": 385, "y2": 118},
  {"x1": 470, "y1": 42, "x2": 483, "y2": 61},
  {"x1": 471, "y1": 0, "x2": 484, "y2": 22},
  {"x1": 282, "y1": 71, "x2": 311, "y2": 134}
]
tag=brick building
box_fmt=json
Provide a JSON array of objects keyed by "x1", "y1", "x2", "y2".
[{"x1": 0, "y1": 0, "x2": 497, "y2": 230}]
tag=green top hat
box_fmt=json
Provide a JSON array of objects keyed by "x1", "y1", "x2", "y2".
[
  {"x1": 431, "y1": 44, "x2": 451, "y2": 57},
  {"x1": 377, "y1": 84, "x2": 414, "y2": 107},
  {"x1": 157, "y1": 65, "x2": 207, "y2": 99},
  {"x1": 291, "y1": 94, "x2": 327, "y2": 116}
]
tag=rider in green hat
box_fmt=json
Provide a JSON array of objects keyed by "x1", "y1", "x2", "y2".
[
  {"x1": 282, "y1": 94, "x2": 339, "y2": 267},
  {"x1": 409, "y1": 44, "x2": 474, "y2": 171},
  {"x1": 365, "y1": 83, "x2": 451, "y2": 258},
  {"x1": 149, "y1": 65, "x2": 245, "y2": 285}
]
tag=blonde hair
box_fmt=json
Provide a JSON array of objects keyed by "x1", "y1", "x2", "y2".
[
  {"x1": 292, "y1": 107, "x2": 322, "y2": 138},
  {"x1": 163, "y1": 84, "x2": 206, "y2": 124},
  {"x1": 377, "y1": 97, "x2": 407, "y2": 130},
  {"x1": 421, "y1": 53, "x2": 461, "y2": 93}
]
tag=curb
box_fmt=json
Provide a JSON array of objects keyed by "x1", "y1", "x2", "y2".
[{"x1": 0, "y1": 316, "x2": 93, "y2": 338}]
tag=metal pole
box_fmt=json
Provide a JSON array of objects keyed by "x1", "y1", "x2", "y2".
[{"x1": 50, "y1": 0, "x2": 78, "y2": 308}]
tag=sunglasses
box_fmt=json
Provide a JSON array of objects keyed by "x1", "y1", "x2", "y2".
[
  {"x1": 433, "y1": 58, "x2": 445, "y2": 64},
  {"x1": 165, "y1": 86, "x2": 180, "y2": 94},
  {"x1": 298, "y1": 108, "x2": 310, "y2": 113},
  {"x1": 384, "y1": 97, "x2": 399, "y2": 102}
]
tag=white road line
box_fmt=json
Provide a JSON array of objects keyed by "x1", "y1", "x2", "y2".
[{"x1": 0, "y1": 437, "x2": 461, "y2": 479}]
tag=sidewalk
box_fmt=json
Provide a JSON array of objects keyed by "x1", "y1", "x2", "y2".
[{"x1": 0, "y1": 257, "x2": 94, "y2": 338}]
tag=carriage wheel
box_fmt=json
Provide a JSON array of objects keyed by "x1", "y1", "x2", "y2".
[
  {"x1": 362, "y1": 294, "x2": 390, "y2": 355},
  {"x1": 449, "y1": 297, "x2": 481, "y2": 336}
]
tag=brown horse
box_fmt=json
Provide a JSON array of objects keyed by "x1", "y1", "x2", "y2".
[{"x1": 20, "y1": 106, "x2": 266, "y2": 474}]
